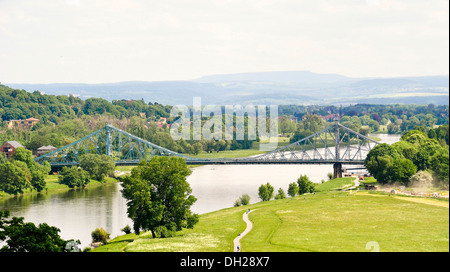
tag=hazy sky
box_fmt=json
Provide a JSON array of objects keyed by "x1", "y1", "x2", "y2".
[{"x1": 0, "y1": 0, "x2": 448, "y2": 83}]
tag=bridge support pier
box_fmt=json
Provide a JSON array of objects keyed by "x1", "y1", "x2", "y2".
[{"x1": 333, "y1": 162, "x2": 342, "y2": 179}]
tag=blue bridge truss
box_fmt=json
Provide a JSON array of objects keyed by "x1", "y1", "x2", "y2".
[{"x1": 35, "y1": 122, "x2": 379, "y2": 177}]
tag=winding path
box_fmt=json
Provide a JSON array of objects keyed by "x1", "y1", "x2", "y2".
[{"x1": 233, "y1": 209, "x2": 255, "y2": 252}]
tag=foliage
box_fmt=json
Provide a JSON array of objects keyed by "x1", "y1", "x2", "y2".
[
  {"x1": 58, "y1": 166, "x2": 90, "y2": 189},
  {"x1": 0, "y1": 160, "x2": 32, "y2": 195},
  {"x1": 91, "y1": 227, "x2": 110, "y2": 244},
  {"x1": 10, "y1": 147, "x2": 50, "y2": 192},
  {"x1": 258, "y1": 182, "x2": 274, "y2": 201},
  {"x1": 364, "y1": 143, "x2": 400, "y2": 184},
  {"x1": 391, "y1": 158, "x2": 417, "y2": 186},
  {"x1": 297, "y1": 175, "x2": 316, "y2": 194},
  {"x1": 0, "y1": 210, "x2": 72, "y2": 252},
  {"x1": 234, "y1": 194, "x2": 251, "y2": 207},
  {"x1": 366, "y1": 128, "x2": 449, "y2": 188},
  {"x1": 430, "y1": 148, "x2": 449, "y2": 188},
  {"x1": 287, "y1": 182, "x2": 299, "y2": 197},
  {"x1": 121, "y1": 225, "x2": 132, "y2": 234},
  {"x1": 79, "y1": 154, "x2": 115, "y2": 181},
  {"x1": 121, "y1": 156, "x2": 198, "y2": 238},
  {"x1": 275, "y1": 188, "x2": 286, "y2": 199}
]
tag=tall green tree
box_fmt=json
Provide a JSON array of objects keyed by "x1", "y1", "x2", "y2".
[
  {"x1": 0, "y1": 161, "x2": 32, "y2": 195},
  {"x1": 121, "y1": 157, "x2": 198, "y2": 238},
  {"x1": 79, "y1": 154, "x2": 115, "y2": 181},
  {"x1": 287, "y1": 182, "x2": 299, "y2": 197},
  {"x1": 297, "y1": 175, "x2": 315, "y2": 194},
  {"x1": 364, "y1": 143, "x2": 401, "y2": 184},
  {"x1": 391, "y1": 158, "x2": 417, "y2": 185},
  {"x1": 58, "y1": 166, "x2": 91, "y2": 189},
  {"x1": 258, "y1": 182, "x2": 274, "y2": 201},
  {"x1": 11, "y1": 147, "x2": 50, "y2": 192}
]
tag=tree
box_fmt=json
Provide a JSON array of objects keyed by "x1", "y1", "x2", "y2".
[
  {"x1": 390, "y1": 158, "x2": 417, "y2": 185},
  {"x1": 412, "y1": 140, "x2": 441, "y2": 171},
  {"x1": 430, "y1": 148, "x2": 449, "y2": 188},
  {"x1": 275, "y1": 188, "x2": 286, "y2": 199},
  {"x1": 0, "y1": 210, "x2": 75, "y2": 252},
  {"x1": 258, "y1": 182, "x2": 274, "y2": 201},
  {"x1": 0, "y1": 161, "x2": 31, "y2": 195},
  {"x1": 11, "y1": 147, "x2": 50, "y2": 192},
  {"x1": 287, "y1": 182, "x2": 299, "y2": 197},
  {"x1": 58, "y1": 166, "x2": 91, "y2": 189},
  {"x1": 297, "y1": 175, "x2": 315, "y2": 194},
  {"x1": 121, "y1": 157, "x2": 198, "y2": 238},
  {"x1": 392, "y1": 141, "x2": 418, "y2": 160},
  {"x1": 79, "y1": 154, "x2": 115, "y2": 181},
  {"x1": 364, "y1": 143, "x2": 400, "y2": 184}
]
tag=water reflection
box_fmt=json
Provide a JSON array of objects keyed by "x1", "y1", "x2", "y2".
[{"x1": 0, "y1": 183, "x2": 132, "y2": 249}]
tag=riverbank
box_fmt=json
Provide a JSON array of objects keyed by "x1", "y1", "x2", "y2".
[
  {"x1": 93, "y1": 177, "x2": 448, "y2": 252},
  {"x1": 0, "y1": 174, "x2": 119, "y2": 200}
]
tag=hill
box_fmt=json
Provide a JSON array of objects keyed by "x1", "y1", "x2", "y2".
[{"x1": 7, "y1": 71, "x2": 449, "y2": 105}]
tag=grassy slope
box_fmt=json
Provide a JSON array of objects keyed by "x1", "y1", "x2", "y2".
[{"x1": 94, "y1": 178, "x2": 449, "y2": 252}]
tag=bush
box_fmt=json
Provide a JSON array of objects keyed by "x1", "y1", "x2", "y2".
[
  {"x1": 121, "y1": 225, "x2": 131, "y2": 234},
  {"x1": 91, "y1": 227, "x2": 110, "y2": 244},
  {"x1": 234, "y1": 194, "x2": 251, "y2": 206},
  {"x1": 275, "y1": 188, "x2": 286, "y2": 199}
]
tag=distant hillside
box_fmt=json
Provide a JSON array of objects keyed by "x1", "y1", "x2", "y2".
[{"x1": 7, "y1": 71, "x2": 449, "y2": 105}]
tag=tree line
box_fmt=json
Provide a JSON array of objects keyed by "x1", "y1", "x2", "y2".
[
  {"x1": 365, "y1": 129, "x2": 449, "y2": 188},
  {"x1": 1, "y1": 84, "x2": 449, "y2": 157}
]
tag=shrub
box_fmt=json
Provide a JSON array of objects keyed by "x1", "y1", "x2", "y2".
[
  {"x1": 121, "y1": 225, "x2": 131, "y2": 234},
  {"x1": 234, "y1": 194, "x2": 251, "y2": 206},
  {"x1": 91, "y1": 227, "x2": 110, "y2": 244},
  {"x1": 275, "y1": 188, "x2": 286, "y2": 199}
]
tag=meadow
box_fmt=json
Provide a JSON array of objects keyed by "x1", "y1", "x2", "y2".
[{"x1": 94, "y1": 178, "x2": 449, "y2": 252}]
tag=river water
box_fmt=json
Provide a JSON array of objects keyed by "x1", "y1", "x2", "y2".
[{"x1": 0, "y1": 134, "x2": 400, "y2": 249}]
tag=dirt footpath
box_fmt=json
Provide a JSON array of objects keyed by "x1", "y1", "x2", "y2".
[{"x1": 233, "y1": 209, "x2": 255, "y2": 252}]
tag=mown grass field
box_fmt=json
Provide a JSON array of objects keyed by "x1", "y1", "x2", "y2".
[{"x1": 94, "y1": 178, "x2": 449, "y2": 252}]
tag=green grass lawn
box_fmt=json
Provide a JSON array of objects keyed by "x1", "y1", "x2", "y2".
[
  {"x1": 94, "y1": 179, "x2": 449, "y2": 252},
  {"x1": 315, "y1": 177, "x2": 355, "y2": 192}
]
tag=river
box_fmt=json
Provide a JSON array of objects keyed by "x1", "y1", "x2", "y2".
[{"x1": 0, "y1": 134, "x2": 400, "y2": 249}]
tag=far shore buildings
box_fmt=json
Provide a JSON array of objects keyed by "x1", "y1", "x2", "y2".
[
  {"x1": 1, "y1": 141, "x2": 24, "y2": 159},
  {"x1": 36, "y1": 145, "x2": 57, "y2": 157},
  {"x1": 7, "y1": 117, "x2": 39, "y2": 129}
]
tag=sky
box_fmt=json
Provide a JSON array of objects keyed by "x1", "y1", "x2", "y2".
[{"x1": 0, "y1": 0, "x2": 448, "y2": 84}]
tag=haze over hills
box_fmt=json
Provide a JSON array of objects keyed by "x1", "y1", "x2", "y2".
[{"x1": 7, "y1": 71, "x2": 449, "y2": 106}]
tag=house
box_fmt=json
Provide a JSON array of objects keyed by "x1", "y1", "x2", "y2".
[
  {"x1": 1, "y1": 141, "x2": 25, "y2": 159},
  {"x1": 7, "y1": 118, "x2": 40, "y2": 129},
  {"x1": 36, "y1": 145, "x2": 57, "y2": 157},
  {"x1": 152, "y1": 117, "x2": 170, "y2": 129}
]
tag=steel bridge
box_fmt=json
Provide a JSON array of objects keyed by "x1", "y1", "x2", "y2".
[{"x1": 35, "y1": 122, "x2": 379, "y2": 178}]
